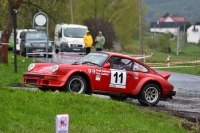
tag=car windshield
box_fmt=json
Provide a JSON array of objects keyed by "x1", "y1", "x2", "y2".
[
  {"x1": 75, "y1": 53, "x2": 109, "y2": 66},
  {"x1": 63, "y1": 27, "x2": 87, "y2": 38},
  {"x1": 26, "y1": 32, "x2": 47, "y2": 40}
]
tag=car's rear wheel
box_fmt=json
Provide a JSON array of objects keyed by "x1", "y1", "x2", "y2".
[
  {"x1": 109, "y1": 95, "x2": 128, "y2": 101},
  {"x1": 138, "y1": 83, "x2": 161, "y2": 106},
  {"x1": 66, "y1": 75, "x2": 86, "y2": 94}
]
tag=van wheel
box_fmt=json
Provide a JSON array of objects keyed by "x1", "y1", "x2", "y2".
[{"x1": 55, "y1": 49, "x2": 59, "y2": 54}]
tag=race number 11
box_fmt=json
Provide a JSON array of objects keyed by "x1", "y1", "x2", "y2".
[{"x1": 110, "y1": 70, "x2": 126, "y2": 86}]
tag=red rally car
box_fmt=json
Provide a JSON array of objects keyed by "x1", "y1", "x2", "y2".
[{"x1": 23, "y1": 52, "x2": 176, "y2": 106}]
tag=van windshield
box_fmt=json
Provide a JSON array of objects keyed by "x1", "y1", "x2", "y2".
[{"x1": 63, "y1": 27, "x2": 87, "y2": 38}]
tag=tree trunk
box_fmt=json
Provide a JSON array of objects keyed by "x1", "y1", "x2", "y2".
[{"x1": 0, "y1": 0, "x2": 23, "y2": 63}]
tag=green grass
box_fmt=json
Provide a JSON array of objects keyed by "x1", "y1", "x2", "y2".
[
  {"x1": 0, "y1": 53, "x2": 39, "y2": 85},
  {"x1": 0, "y1": 87, "x2": 190, "y2": 133}
]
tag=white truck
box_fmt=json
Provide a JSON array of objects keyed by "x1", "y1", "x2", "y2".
[{"x1": 54, "y1": 24, "x2": 88, "y2": 53}]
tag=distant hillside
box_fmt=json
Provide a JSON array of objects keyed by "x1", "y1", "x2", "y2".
[{"x1": 143, "y1": 0, "x2": 200, "y2": 24}]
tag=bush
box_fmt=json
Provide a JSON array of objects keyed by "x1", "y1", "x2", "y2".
[{"x1": 145, "y1": 36, "x2": 158, "y2": 49}]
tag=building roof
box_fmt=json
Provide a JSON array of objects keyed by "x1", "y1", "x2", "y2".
[
  {"x1": 159, "y1": 14, "x2": 184, "y2": 22},
  {"x1": 194, "y1": 22, "x2": 200, "y2": 25},
  {"x1": 150, "y1": 22, "x2": 191, "y2": 28}
]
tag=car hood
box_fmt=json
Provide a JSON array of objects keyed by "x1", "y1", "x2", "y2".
[{"x1": 27, "y1": 63, "x2": 97, "y2": 75}]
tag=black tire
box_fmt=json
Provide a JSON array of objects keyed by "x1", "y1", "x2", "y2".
[
  {"x1": 66, "y1": 75, "x2": 87, "y2": 94},
  {"x1": 22, "y1": 47, "x2": 26, "y2": 57},
  {"x1": 138, "y1": 83, "x2": 161, "y2": 106},
  {"x1": 38, "y1": 87, "x2": 50, "y2": 92},
  {"x1": 55, "y1": 49, "x2": 59, "y2": 54},
  {"x1": 109, "y1": 95, "x2": 128, "y2": 101}
]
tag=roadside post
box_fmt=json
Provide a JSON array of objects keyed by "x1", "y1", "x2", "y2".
[
  {"x1": 143, "y1": 51, "x2": 146, "y2": 63},
  {"x1": 167, "y1": 55, "x2": 170, "y2": 67},
  {"x1": 32, "y1": 12, "x2": 49, "y2": 62},
  {"x1": 56, "y1": 114, "x2": 69, "y2": 133},
  {"x1": 151, "y1": 53, "x2": 153, "y2": 63}
]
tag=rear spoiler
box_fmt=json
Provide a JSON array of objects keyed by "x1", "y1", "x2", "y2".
[{"x1": 157, "y1": 72, "x2": 171, "y2": 80}]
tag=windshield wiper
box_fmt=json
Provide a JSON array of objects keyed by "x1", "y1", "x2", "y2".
[
  {"x1": 82, "y1": 61, "x2": 100, "y2": 66},
  {"x1": 72, "y1": 61, "x2": 81, "y2": 65}
]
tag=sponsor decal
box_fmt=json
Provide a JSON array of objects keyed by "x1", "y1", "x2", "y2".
[
  {"x1": 92, "y1": 69, "x2": 95, "y2": 74},
  {"x1": 134, "y1": 72, "x2": 138, "y2": 79},
  {"x1": 101, "y1": 73, "x2": 109, "y2": 76},
  {"x1": 96, "y1": 69, "x2": 101, "y2": 72},
  {"x1": 95, "y1": 75, "x2": 101, "y2": 81},
  {"x1": 88, "y1": 69, "x2": 91, "y2": 73},
  {"x1": 102, "y1": 70, "x2": 110, "y2": 73}
]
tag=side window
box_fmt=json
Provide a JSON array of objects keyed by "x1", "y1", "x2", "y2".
[
  {"x1": 109, "y1": 56, "x2": 133, "y2": 70},
  {"x1": 133, "y1": 62, "x2": 148, "y2": 72}
]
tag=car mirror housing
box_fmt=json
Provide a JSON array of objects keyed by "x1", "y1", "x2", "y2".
[{"x1": 103, "y1": 63, "x2": 110, "y2": 68}]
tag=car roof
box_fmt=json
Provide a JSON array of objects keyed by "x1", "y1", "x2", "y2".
[
  {"x1": 95, "y1": 51, "x2": 151, "y2": 68},
  {"x1": 98, "y1": 51, "x2": 135, "y2": 60}
]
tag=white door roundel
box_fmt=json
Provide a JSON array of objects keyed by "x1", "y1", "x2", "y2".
[{"x1": 110, "y1": 69, "x2": 127, "y2": 88}]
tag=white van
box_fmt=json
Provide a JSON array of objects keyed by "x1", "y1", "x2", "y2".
[
  {"x1": 16, "y1": 29, "x2": 37, "y2": 52},
  {"x1": 54, "y1": 24, "x2": 88, "y2": 53}
]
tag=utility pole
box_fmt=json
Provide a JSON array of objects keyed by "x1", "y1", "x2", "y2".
[
  {"x1": 13, "y1": 9, "x2": 18, "y2": 73},
  {"x1": 138, "y1": 0, "x2": 143, "y2": 55},
  {"x1": 70, "y1": 0, "x2": 74, "y2": 24}
]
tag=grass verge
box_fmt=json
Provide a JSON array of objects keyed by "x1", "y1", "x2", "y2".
[{"x1": 0, "y1": 87, "x2": 193, "y2": 133}]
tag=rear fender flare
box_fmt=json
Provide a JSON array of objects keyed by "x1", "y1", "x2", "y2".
[{"x1": 133, "y1": 78, "x2": 162, "y2": 95}]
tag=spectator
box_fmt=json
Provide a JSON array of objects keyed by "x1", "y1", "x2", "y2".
[
  {"x1": 83, "y1": 30, "x2": 93, "y2": 55},
  {"x1": 95, "y1": 31, "x2": 105, "y2": 51}
]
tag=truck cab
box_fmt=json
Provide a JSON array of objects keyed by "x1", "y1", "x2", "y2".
[{"x1": 54, "y1": 24, "x2": 88, "y2": 54}]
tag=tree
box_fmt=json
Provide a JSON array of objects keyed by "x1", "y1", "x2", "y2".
[
  {"x1": 84, "y1": 19, "x2": 116, "y2": 50},
  {"x1": 0, "y1": 0, "x2": 23, "y2": 63},
  {"x1": 0, "y1": 0, "x2": 71, "y2": 63},
  {"x1": 73, "y1": 0, "x2": 145, "y2": 51},
  {"x1": 158, "y1": 33, "x2": 171, "y2": 53}
]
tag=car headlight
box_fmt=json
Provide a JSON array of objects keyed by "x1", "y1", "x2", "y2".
[
  {"x1": 52, "y1": 65, "x2": 59, "y2": 73},
  {"x1": 28, "y1": 63, "x2": 35, "y2": 71}
]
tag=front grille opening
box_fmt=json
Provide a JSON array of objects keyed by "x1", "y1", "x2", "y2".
[{"x1": 26, "y1": 79, "x2": 37, "y2": 84}]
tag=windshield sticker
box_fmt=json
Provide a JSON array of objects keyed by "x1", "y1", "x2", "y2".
[
  {"x1": 109, "y1": 69, "x2": 126, "y2": 89},
  {"x1": 95, "y1": 75, "x2": 101, "y2": 81}
]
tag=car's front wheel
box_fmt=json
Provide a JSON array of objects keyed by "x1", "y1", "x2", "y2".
[
  {"x1": 138, "y1": 83, "x2": 161, "y2": 106},
  {"x1": 66, "y1": 75, "x2": 86, "y2": 94}
]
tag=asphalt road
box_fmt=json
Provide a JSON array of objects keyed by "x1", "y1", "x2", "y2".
[{"x1": 34, "y1": 53, "x2": 200, "y2": 113}]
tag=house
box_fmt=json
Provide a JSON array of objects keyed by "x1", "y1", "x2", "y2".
[
  {"x1": 150, "y1": 14, "x2": 190, "y2": 35},
  {"x1": 187, "y1": 22, "x2": 200, "y2": 44}
]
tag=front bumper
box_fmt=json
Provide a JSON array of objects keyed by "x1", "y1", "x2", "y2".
[{"x1": 23, "y1": 74, "x2": 65, "y2": 89}]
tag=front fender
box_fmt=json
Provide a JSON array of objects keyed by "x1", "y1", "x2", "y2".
[{"x1": 62, "y1": 69, "x2": 93, "y2": 88}]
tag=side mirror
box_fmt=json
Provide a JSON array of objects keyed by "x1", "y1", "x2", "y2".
[
  {"x1": 58, "y1": 33, "x2": 62, "y2": 38},
  {"x1": 20, "y1": 32, "x2": 25, "y2": 39},
  {"x1": 103, "y1": 63, "x2": 110, "y2": 68}
]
